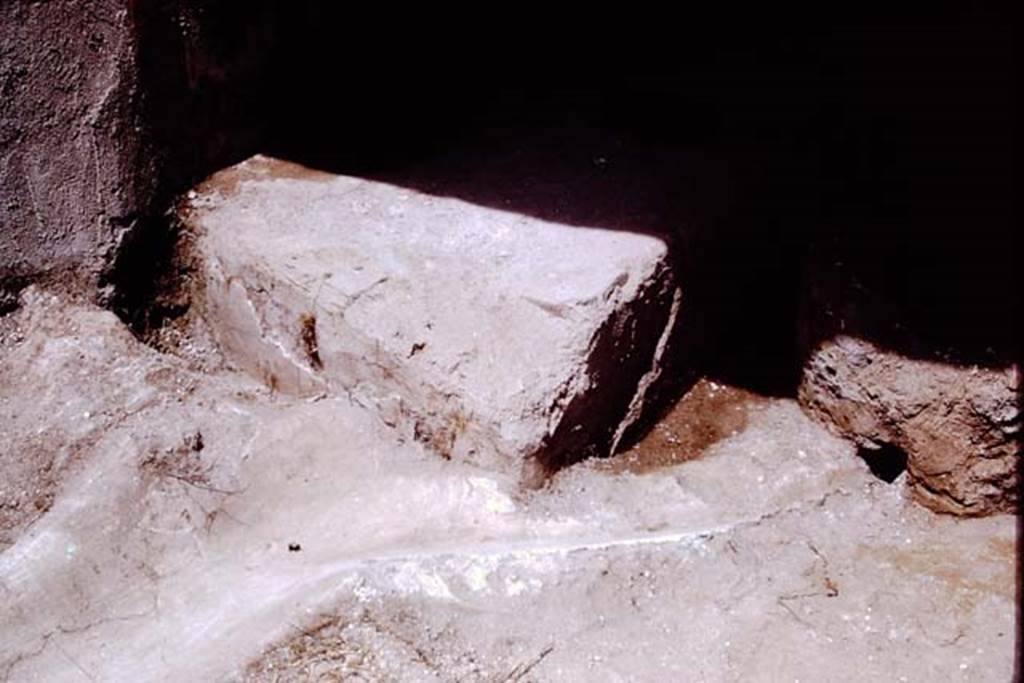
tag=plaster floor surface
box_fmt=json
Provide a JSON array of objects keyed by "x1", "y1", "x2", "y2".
[{"x1": 0, "y1": 291, "x2": 1015, "y2": 682}]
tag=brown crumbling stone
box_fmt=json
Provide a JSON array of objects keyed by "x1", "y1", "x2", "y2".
[{"x1": 799, "y1": 335, "x2": 1019, "y2": 516}]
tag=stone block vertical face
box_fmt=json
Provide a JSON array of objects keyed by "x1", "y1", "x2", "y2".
[
  {"x1": 184, "y1": 156, "x2": 682, "y2": 481},
  {"x1": 799, "y1": 336, "x2": 1019, "y2": 515}
]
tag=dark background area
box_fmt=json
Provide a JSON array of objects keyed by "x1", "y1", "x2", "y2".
[
  {"x1": 93, "y1": 3, "x2": 1015, "y2": 397},
  {"x1": 250, "y1": 6, "x2": 1016, "y2": 396}
]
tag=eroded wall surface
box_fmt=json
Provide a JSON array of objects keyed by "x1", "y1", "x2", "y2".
[
  {"x1": 0, "y1": 0, "x2": 277, "y2": 302},
  {"x1": 0, "y1": 0, "x2": 144, "y2": 293}
]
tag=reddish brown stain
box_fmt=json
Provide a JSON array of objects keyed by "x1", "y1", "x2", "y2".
[
  {"x1": 298, "y1": 312, "x2": 323, "y2": 371},
  {"x1": 599, "y1": 378, "x2": 768, "y2": 474},
  {"x1": 197, "y1": 156, "x2": 334, "y2": 199},
  {"x1": 854, "y1": 541, "x2": 1015, "y2": 600}
]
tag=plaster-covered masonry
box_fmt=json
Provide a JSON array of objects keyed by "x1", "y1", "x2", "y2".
[
  {"x1": 184, "y1": 155, "x2": 681, "y2": 483},
  {"x1": 0, "y1": 1, "x2": 143, "y2": 288}
]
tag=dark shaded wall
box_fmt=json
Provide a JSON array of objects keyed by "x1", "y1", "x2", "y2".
[
  {"x1": 1, "y1": 0, "x2": 143, "y2": 304},
  {"x1": 0, "y1": 0, "x2": 279, "y2": 310},
  {"x1": 799, "y1": 16, "x2": 1016, "y2": 367}
]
